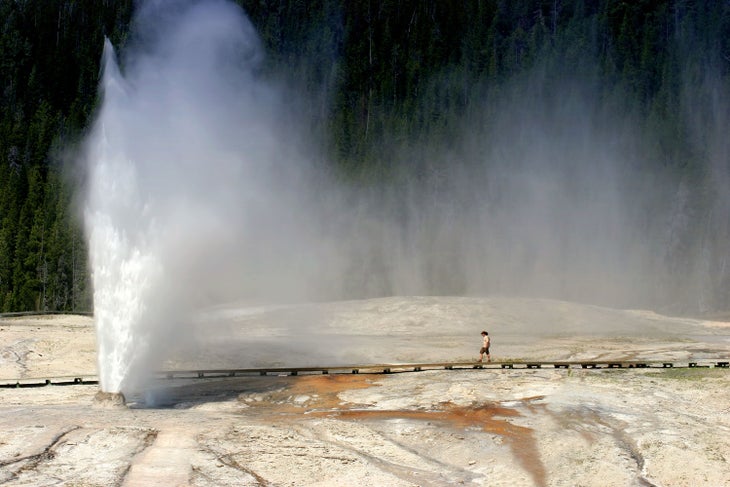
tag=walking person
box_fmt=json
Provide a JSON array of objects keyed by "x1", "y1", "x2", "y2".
[{"x1": 479, "y1": 331, "x2": 491, "y2": 362}]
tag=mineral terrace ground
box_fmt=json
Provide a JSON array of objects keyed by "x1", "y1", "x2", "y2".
[{"x1": 1, "y1": 296, "x2": 729, "y2": 486}]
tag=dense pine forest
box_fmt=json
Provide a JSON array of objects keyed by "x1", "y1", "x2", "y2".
[{"x1": 1, "y1": 0, "x2": 729, "y2": 314}]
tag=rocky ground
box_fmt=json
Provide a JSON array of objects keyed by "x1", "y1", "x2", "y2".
[{"x1": 1, "y1": 297, "x2": 729, "y2": 486}]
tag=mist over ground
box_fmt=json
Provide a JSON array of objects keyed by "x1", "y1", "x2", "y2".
[
  {"x1": 80, "y1": 0, "x2": 730, "y2": 392},
  {"x1": 82, "y1": 0, "x2": 330, "y2": 391}
]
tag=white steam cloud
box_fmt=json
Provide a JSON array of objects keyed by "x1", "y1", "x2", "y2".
[
  {"x1": 82, "y1": 0, "x2": 722, "y2": 394},
  {"x1": 83, "y1": 0, "x2": 329, "y2": 393}
]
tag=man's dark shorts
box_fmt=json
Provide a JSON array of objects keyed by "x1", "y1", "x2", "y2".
[{"x1": 480, "y1": 347, "x2": 490, "y2": 354}]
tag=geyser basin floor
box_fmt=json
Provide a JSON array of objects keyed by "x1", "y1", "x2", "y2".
[
  {"x1": 1, "y1": 368, "x2": 729, "y2": 486},
  {"x1": 1, "y1": 299, "x2": 729, "y2": 485}
]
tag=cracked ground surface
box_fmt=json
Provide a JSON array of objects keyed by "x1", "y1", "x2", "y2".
[
  {"x1": 0, "y1": 369, "x2": 729, "y2": 486},
  {"x1": 1, "y1": 298, "x2": 729, "y2": 486}
]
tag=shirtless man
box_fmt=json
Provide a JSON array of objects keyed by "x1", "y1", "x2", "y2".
[{"x1": 479, "y1": 331, "x2": 491, "y2": 362}]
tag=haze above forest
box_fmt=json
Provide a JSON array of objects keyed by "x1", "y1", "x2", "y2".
[{"x1": 1, "y1": 0, "x2": 729, "y2": 315}]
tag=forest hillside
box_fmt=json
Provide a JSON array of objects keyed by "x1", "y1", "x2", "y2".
[{"x1": 1, "y1": 0, "x2": 729, "y2": 314}]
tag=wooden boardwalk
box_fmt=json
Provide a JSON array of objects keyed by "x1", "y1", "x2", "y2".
[
  {"x1": 1, "y1": 359, "x2": 728, "y2": 388},
  {"x1": 157, "y1": 359, "x2": 730, "y2": 378}
]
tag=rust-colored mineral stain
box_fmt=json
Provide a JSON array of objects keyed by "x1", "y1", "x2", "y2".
[
  {"x1": 288, "y1": 374, "x2": 375, "y2": 396},
  {"x1": 246, "y1": 374, "x2": 378, "y2": 414},
  {"x1": 288, "y1": 374, "x2": 376, "y2": 409},
  {"x1": 255, "y1": 375, "x2": 546, "y2": 487},
  {"x1": 325, "y1": 402, "x2": 546, "y2": 487}
]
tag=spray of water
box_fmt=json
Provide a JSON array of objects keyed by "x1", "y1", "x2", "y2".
[{"x1": 82, "y1": 0, "x2": 326, "y2": 393}]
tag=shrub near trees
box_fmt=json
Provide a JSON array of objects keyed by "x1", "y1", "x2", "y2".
[{"x1": 1, "y1": 0, "x2": 729, "y2": 313}]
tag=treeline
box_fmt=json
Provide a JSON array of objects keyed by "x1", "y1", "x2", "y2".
[
  {"x1": 244, "y1": 1, "x2": 728, "y2": 171},
  {"x1": 0, "y1": 0, "x2": 133, "y2": 311},
  {"x1": 1, "y1": 0, "x2": 729, "y2": 313}
]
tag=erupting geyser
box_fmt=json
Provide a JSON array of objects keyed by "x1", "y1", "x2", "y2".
[{"x1": 82, "y1": 1, "x2": 315, "y2": 394}]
